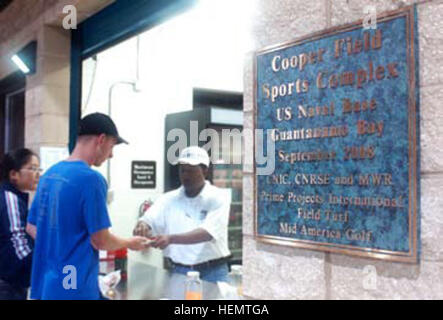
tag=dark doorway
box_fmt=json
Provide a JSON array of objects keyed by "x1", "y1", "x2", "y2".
[
  {"x1": 0, "y1": 71, "x2": 26, "y2": 158},
  {"x1": 4, "y1": 90, "x2": 25, "y2": 152}
]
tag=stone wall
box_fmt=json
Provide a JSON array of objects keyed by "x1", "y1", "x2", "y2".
[
  {"x1": 243, "y1": 0, "x2": 443, "y2": 299},
  {"x1": 0, "y1": 0, "x2": 115, "y2": 80},
  {"x1": 0, "y1": 0, "x2": 115, "y2": 155},
  {"x1": 25, "y1": 25, "x2": 71, "y2": 153}
]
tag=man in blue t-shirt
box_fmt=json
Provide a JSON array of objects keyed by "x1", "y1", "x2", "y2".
[{"x1": 26, "y1": 113, "x2": 149, "y2": 300}]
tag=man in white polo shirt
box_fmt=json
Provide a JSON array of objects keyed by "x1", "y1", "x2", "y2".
[{"x1": 133, "y1": 146, "x2": 231, "y2": 282}]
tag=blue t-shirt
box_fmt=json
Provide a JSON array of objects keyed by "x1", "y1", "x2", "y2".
[{"x1": 27, "y1": 161, "x2": 111, "y2": 300}]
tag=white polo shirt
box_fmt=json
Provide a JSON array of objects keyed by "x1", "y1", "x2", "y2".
[{"x1": 140, "y1": 181, "x2": 231, "y2": 265}]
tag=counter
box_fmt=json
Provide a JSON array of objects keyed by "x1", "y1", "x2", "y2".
[{"x1": 101, "y1": 260, "x2": 240, "y2": 300}]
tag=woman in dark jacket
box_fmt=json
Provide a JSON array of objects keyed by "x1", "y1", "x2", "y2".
[{"x1": 0, "y1": 148, "x2": 40, "y2": 300}]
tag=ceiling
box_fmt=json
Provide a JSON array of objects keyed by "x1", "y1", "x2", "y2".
[{"x1": 0, "y1": 0, "x2": 116, "y2": 80}]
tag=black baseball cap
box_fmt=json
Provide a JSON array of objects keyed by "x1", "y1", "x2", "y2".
[{"x1": 78, "y1": 113, "x2": 128, "y2": 144}]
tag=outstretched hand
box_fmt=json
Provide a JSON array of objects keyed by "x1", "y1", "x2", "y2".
[
  {"x1": 127, "y1": 236, "x2": 152, "y2": 251},
  {"x1": 150, "y1": 235, "x2": 171, "y2": 250}
]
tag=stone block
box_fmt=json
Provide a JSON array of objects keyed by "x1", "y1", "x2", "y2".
[
  {"x1": 329, "y1": 253, "x2": 443, "y2": 299},
  {"x1": 26, "y1": 114, "x2": 69, "y2": 146},
  {"x1": 25, "y1": 115, "x2": 43, "y2": 146},
  {"x1": 242, "y1": 173, "x2": 255, "y2": 236},
  {"x1": 243, "y1": 53, "x2": 254, "y2": 113},
  {"x1": 418, "y1": 1, "x2": 443, "y2": 39},
  {"x1": 25, "y1": 87, "x2": 37, "y2": 118},
  {"x1": 42, "y1": 85, "x2": 70, "y2": 116},
  {"x1": 420, "y1": 85, "x2": 443, "y2": 121},
  {"x1": 420, "y1": 113, "x2": 443, "y2": 173},
  {"x1": 242, "y1": 187, "x2": 254, "y2": 237},
  {"x1": 40, "y1": 26, "x2": 71, "y2": 58},
  {"x1": 41, "y1": 113, "x2": 69, "y2": 145},
  {"x1": 420, "y1": 173, "x2": 443, "y2": 262},
  {"x1": 40, "y1": 55, "x2": 70, "y2": 87},
  {"x1": 26, "y1": 84, "x2": 70, "y2": 118},
  {"x1": 252, "y1": 0, "x2": 327, "y2": 49},
  {"x1": 418, "y1": 1, "x2": 443, "y2": 87},
  {"x1": 243, "y1": 173, "x2": 254, "y2": 202},
  {"x1": 242, "y1": 236, "x2": 327, "y2": 299}
]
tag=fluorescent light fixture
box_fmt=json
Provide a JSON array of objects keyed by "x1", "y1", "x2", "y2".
[
  {"x1": 11, "y1": 41, "x2": 37, "y2": 75},
  {"x1": 11, "y1": 54, "x2": 30, "y2": 74}
]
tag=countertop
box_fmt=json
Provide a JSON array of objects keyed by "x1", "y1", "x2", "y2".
[{"x1": 100, "y1": 259, "x2": 240, "y2": 300}]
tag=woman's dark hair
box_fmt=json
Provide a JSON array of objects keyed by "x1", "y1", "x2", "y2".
[{"x1": 0, "y1": 148, "x2": 37, "y2": 182}]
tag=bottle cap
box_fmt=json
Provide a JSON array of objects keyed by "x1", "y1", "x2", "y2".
[{"x1": 187, "y1": 271, "x2": 200, "y2": 278}]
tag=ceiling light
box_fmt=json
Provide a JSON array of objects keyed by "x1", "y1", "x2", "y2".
[{"x1": 11, "y1": 41, "x2": 37, "y2": 75}]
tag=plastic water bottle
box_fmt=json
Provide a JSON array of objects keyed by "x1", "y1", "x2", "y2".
[
  {"x1": 230, "y1": 265, "x2": 243, "y2": 296},
  {"x1": 185, "y1": 271, "x2": 203, "y2": 300}
]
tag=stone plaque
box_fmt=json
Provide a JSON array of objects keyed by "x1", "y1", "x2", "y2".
[{"x1": 254, "y1": 7, "x2": 419, "y2": 262}]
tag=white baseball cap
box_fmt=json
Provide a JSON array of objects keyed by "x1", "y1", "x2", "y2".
[{"x1": 176, "y1": 146, "x2": 210, "y2": 167}]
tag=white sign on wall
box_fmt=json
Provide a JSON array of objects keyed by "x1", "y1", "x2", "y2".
[{"x1": 40, "y1": 146, "x2": 69, "y2": 173}]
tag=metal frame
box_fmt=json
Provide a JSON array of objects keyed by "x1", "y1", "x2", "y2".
[{"x1": 4, "y1": 88, "x2": 25, "y2": 152}]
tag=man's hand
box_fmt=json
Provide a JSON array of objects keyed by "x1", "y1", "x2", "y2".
[
  {"x1": 133, "y1": 221, "x2": 152, "y2": 238},
  {"x1": 151, "y1": 235, "x2": 171, "y2": 250},
  {"x1": 127, "y1": 236, "x2": 152, "y2": 251}
]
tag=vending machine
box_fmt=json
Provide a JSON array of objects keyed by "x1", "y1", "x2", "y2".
[{"x1": 164, "y1": 88, "x2": 243, "y2": 265}]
